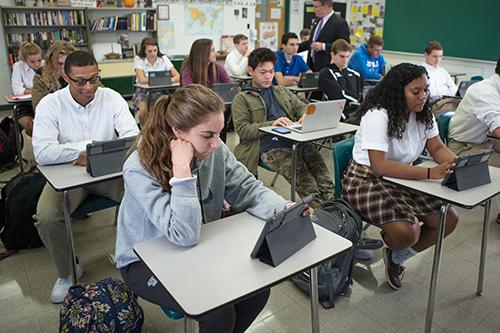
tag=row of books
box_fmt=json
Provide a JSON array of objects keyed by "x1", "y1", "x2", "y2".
[
  {"x1": 3, "y1": 10, "x2": 86, "y2": 26},
  {"x1": 91, "y1": 12, "x2": 157, "y2": 32}
]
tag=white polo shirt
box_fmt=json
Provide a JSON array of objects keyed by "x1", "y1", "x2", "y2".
[
  {"x1": 33, "y1": 86, "x2": 139, "y2": 165},
  {"x1": 11, "y1": 60, "x2": 42, "y2": 95},
  {"x1": 422, "y1": 62, "x2": 458, "y2": 101},
  {"x1": 133, "y1": 55, "x2": 174, "y2": 83},
  {"x1": 353, "y1": 108, "x2": 439, "y2": 166},
  {"x1": 449, "y1": 74, "x2": 500, "y2": 144},
  {"x1": 224, "y1": 49, "x2": 248, "y2": 76}
]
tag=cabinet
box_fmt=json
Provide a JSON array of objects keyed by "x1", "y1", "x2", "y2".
[{"x1": 1, "y1": 5, "x2": 158, "y2": 65}]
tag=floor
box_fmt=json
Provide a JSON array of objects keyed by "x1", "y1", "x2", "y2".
[{"x1": 1, "y1": 131, "x2": 500, "y2": 333}]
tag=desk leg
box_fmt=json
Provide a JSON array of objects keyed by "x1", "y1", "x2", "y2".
[
  {"x1": 12, "y1": 107, "x2": 24, "y2": 172},
  {"x1": 291, "y1": 143, "x2": 297, "y2": 202},
  {"x1": 425, "y1": 203, "x2": 449, "y2": 333},
  {"x1": 477, "y1": 199, "x2": 491, "y2": 296},
  {"x1": 184, "y1": 317, "x2": 196, "y2": 333},
  {"x1": 63, "y1": 190, "x2": 78, "y2": 285},
  {"x1": 309, "y1": 266, "x2": 320, "y2": 333}
]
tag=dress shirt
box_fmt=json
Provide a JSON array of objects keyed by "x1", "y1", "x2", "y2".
[
  {"x1": 33, "y1": 86, "x2": 139, "y2": 165},
  {"x1": 422, "y1": 62, "x2": 458, "y2": 101},
  {"x1": 11, "y1": 60, "x2": 41, "y2": 95},
  {"x1": 224, "y1": 49, "x2": 248, "y2": 76},
  {"x1": 449, "y1": 74, "x2": 500, "y2": 144}
]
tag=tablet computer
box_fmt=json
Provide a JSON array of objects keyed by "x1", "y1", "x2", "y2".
[
  {"x1": 250, "y1": 195, "x2": 315, "y2": 266},
  {"x1": 441, "y1": 150, "x2": 493, "y2": 187}
]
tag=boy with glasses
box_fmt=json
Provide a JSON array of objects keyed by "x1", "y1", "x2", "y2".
[{"x1": 32, "y1": 51, "x2": 139, "y2": 303}]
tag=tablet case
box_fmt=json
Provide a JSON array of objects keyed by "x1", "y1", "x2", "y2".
[
  {"x1": 86, "y1": 137, "x2": 136, "y2": 177},
  {"x1": 298, "y1": 72, "x2": 319, "y2": 88},
  {"x1": 251, "y1": 195, "x2": 316, "y2": 267},
  {"x1": 212, "y1": 83, "x2": 239, "y2": 103},
  {"x1": 148, "y1": 71, "x2": 172, "y2": 86},
  {"x1": 441, "y1": 150, "x2": 492, "y2": 191}
]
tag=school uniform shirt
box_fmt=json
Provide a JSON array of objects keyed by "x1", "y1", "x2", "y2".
[
  {"x1": 133, "y1": 55, "x2": 174, "y2": 83},
  {"x1": 180, "y1": 63, "x2": 231, "y2": 87},
  {"x1": 11, "y1": 60, "x2": 42, "y2": 95},
  {"x1": 274, "y1": 50, "x2": 310, "y2": 77},
  {"x1": 318, "y1": 63, "x2": 361, "y2": 104},
  {"x1": 224, "y1": 49, "x2": 248, "y2": 76},
  {"x1": 353, "y1": 108, "x2": 439, "y2": 166},
  {"x1": 449, "y1": 74, "x2": 500, "y2": 144},
  {"x1": 33, "y1": 86, "x2": 139, "y2": 165},
  {"x1": 422, "y1": 62, "x2": 458, "y2": 101}
]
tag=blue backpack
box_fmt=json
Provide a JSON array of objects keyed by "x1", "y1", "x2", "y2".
[{"x1": 59, "y1": 277, "x2": 144, "y2": 333}]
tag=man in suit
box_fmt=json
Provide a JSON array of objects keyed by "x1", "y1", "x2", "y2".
[{"x1": 307, "y1": 0, "x2": 350, "y2": 72}]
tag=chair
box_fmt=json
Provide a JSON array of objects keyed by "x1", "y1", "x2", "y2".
[
  {"x1": 470, "y1": 75, "x2": 484, "y2": 81},
  {"x1": 160, "y1": 307, "x2": 195, "y2": 332},
  {"x1": 332, "y1": 138, "x2": 383, "y2": 250},
  {"x1": 437, "y1": 111, "x2": 454, "y2": 144}
]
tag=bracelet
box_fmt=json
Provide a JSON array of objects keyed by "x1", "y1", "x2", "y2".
[{"x1": 427, "y1": 168, "x2": 430, "y2": 179}]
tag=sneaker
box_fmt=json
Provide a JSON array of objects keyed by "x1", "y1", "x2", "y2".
[
  {"x1": 382, "y1": 248, "x2": 405, "y2": 290},
  {"x1": 51, "y1": 263, "x2": 83, "y2": 304}
]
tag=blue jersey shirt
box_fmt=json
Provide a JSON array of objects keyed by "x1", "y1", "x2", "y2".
[{"x1": 274, "y1": 50, "x2": 310, "y2": 77}]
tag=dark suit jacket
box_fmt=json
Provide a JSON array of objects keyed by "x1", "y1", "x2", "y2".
[{"x1": 307, "y1": 13, "x2": 350, "y2": 72}]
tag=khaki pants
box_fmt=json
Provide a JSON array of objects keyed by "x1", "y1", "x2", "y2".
[{"x1": 34, "y1": 178, "x2": 123, "y2": 278}]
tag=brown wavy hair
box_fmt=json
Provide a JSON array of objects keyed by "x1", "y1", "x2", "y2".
[
  {"x1": 41, "y1": 41, "x2": 75, "y2": 92},
  {"x1": 137, "y1": 84, "x2": 225, "y2": 191},
  {"x1": 137, "y1": 37, "x2": 165, "y2": 59},
  {"x1": 180, "y1": 39, "x2": 217, "y2": 87}
]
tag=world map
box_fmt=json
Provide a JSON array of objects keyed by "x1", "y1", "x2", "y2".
[{"x1": 185, "y1": 5, "x2": 224, "y2": 36}]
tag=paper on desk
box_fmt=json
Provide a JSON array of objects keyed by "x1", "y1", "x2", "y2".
[{"x1": 8, "y1": 94, "x2": 32, "y2": 100}]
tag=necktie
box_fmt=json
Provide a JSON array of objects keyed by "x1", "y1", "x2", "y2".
[{"x1": 311, "y1": 18, "x2": 324, "y2": 61}]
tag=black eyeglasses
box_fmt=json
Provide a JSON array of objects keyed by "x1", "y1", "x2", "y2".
[{"x1": 67, "y1": 75, "x2": 101, "y2": 86}]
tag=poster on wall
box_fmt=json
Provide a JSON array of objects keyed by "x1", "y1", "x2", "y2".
[
  {"x1": 185, "y1": 4, "x2": 224, "y2": 36},
  {"x1": 158, "y1": 20, "x2": 175, "y2": 53},
  {"x1": 349, "y1": 0, "x2": 385, "y2": 47},
  {"x1": 259, "y1": 22, "x2": 278, "y2": 50}
]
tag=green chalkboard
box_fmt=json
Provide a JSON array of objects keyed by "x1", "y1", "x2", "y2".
[{"x1": 383, "y1": 0, "x2": 499, "y2": 62}]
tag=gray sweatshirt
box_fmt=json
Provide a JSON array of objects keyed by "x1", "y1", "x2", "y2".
[{"x1": 115, "y1": 141, "x2": 288, "y2": 268}]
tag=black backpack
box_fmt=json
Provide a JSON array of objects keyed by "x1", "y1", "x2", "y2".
[
  {"x1": 0, "y1": 116, "x2": 17, "y2": 171},
  {"x1": 0, "y1": 171, "x2": 46, "y2": 250},
  {"x1": 291, "y1": 198, "x2": 362, "y2": 309}
]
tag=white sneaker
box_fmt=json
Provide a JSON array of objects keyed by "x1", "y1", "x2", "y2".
[{"x1": 50, "y1": 263, "x2": 84, "y2": 304}]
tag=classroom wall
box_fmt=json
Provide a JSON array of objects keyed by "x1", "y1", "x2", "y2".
[{"x1": 0, "y1": 0, "x2": 15, "y2": 105}]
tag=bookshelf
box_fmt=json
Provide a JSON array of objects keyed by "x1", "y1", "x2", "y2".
[
  {"x1": 1, "y1": 6, "x2": 88, "y2": 65},
  {"x1": 1, "y1": 6, "x2": 158, "y2": 66}
]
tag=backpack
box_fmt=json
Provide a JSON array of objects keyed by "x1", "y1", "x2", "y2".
[
  {"x1": 60, "y1": 277, "x2": 144, "y2": 333},
  {"x1": 291, "y1": 198, "x2": 362, "y2": 309},
  {"x1": 0, "y1": 170, "x2": 45, "y2": 250},
  {"x1": 0, "y1": 116, "x2": 17, "y2": 171}
]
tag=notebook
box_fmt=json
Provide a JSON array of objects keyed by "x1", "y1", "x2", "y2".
[
  {"x1": 285, "y1": 99, "x2": 346, "y2": 133},
  {"x1": 298, "y1": 72, "x2": 320, "y2": 88},
  {"x1": 148, "y1": 71, "x2": 172, "y2": 86},
  {"x1": 212, "y1": 82, "x2": 240, "y2": 103},
  {"x1": 86, "y1": 136, "x2": 136, "y2": 177}
]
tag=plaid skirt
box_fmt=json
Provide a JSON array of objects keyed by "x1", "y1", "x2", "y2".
[
  {"x1": 341, "y1": 160, "x2": 443, "y2": 226},
  {"x1": 132, "y1": 87, "x2": 164, "y2": 109}
]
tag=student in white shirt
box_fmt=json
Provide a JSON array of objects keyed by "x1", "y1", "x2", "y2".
[
  {"x1": 422, "y1": 41, "x2": 458, "y2": 102},
  {"x1": 10, "y1": 42, "x2": 43, "y2": 136},
  {"x1": 133, "y1": 37, "x2": 180, "y2": 125},
  {"x1": 224, "y1": 34, "x2": 249, "y2": 77},
  {"x1": 32, "y1": 51, "x2": 139, "y2": 304},
  {"x1": 342, "y1": 63, "x2": 459, "y2": 290},
  {"x1": 448, "y1": 58, "x2": 500, "y2": 223}
]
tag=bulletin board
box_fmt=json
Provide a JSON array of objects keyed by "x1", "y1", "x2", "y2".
[
  {"x1": 255, "y1": 0, "x2": 286, "y2": 50},
  {"x1": 156, "y1": 0, "x2": 256, "y2": 56}
]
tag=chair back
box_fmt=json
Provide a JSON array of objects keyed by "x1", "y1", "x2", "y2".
[
  {"x1": 470, "y1": 75, "x2": 484, "y2": 81},
  {"x1": 437, "y1": 111, "x2": 454, "y2": 144},
  {"x1": 332, "y1": 137, "x2": 355, "y2": 199}
]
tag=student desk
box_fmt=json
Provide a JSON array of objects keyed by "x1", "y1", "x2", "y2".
[
  {"x1": 288, "y1": 85, "x2": 320, "y2": 100},
  {"x1": 133, "y1": 82, "x2": 180, "y2": 103},
  {"x1": 134, "y1": 212, "x2": 353, "y2": 333},
  {"x1": 384, "y1": 162, "x2": 500, "y2": 333},
  {"x1": 449, "y1": 72, "x2": 467, "y2": 84},
  {"x1": 37, "y1": 163, "x2": 122, "y2": 284},
  {"x1": 259, "y1": 123, "x2": 359, "y2": 201},
  {"x1": 4, "y1": 94, "x2": 32, "y2": 172}
]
